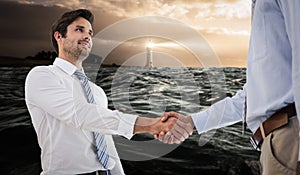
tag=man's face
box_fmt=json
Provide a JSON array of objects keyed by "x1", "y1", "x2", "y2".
[{"x1": 61, "y1": 17, "x2": 93, "y2": 60}]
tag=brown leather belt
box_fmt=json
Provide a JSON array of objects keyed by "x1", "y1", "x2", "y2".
[{"x1": 250, "y1": 103, "x2": 297, "y2": 150}]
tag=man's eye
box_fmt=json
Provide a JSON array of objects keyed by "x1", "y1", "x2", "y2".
[{"x1": 76, "y1": 28, "x2": 83, "y2": 32}]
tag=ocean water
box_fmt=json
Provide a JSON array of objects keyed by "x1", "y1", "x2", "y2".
[{"x1": 0, "y1": 66, "x2": 260, "y2": 175}]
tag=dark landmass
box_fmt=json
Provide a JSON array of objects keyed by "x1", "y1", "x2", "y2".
[
  {"x1": 0, "y1": 53, "x2": 114, "y2": 67},
  {"x1": 0, "y1": 56, "x2": 119, "y2": 68},
  {"x1": 0, "y1": 56, "x2": 51, "y2": 67}
]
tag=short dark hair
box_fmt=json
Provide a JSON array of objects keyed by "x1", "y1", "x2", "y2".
[{"x1": 51, "y1": 9, "x2": 94, "y2": 54}]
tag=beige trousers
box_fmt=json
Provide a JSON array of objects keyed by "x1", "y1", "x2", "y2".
[{"x1": 260, "y1": 116, "x2": 299, "y2": 175}]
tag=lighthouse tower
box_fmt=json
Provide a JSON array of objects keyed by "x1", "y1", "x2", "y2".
[{"x1": 146, "y1": 41, "x2": 154, "y2": 68}]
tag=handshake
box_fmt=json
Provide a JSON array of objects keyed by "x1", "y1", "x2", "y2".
[{"x1": 134, "y1": 112, "x2": 195, "y2": 144}]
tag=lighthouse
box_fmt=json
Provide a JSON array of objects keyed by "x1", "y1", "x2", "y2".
[{"x1": 146, "y1": 40, "x2": 154, "y2": 68}]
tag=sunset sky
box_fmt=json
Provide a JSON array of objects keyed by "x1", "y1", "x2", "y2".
[{"x1": 0, "y1": 0, "x2": 252, "y2": 67}]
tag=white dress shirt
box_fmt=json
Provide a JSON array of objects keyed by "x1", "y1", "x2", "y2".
[
  {"x1": 191, "y1": 0, "x2": 300, "y2": 159},
  {"x1": 25, "y1": 58, "x2": 138, "y2": 175}
]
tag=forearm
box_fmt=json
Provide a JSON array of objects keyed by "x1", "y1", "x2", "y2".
[
  {"x1": 192, "y1": 86, "x2": 246, "y2": 134},
  {"x1": 133, "y1": 117, "x2": 159, "y2": 134}
]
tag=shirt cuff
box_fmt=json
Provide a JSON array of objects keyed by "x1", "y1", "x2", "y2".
[
  {"x1": 117, "y1": 112, "x2": 138, "y2": 139},
  {"x1": 191, "y1": 111, "x2": 209, "y2": 134}
]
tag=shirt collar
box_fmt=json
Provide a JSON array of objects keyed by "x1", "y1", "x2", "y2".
[{"x1": 53, "y1": 57, "x2": 81, "y2": 75}]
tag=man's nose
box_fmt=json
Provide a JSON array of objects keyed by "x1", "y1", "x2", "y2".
[
  {"x1": 83, "y1": 32, "x2": 91, "y2": 41},
  {"x1": 83, "y1": 35, "x2": 91, "y2": 41}
]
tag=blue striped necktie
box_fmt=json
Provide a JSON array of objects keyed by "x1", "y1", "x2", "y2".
[{"x1": 74, "y1": 70, "x2": 110, "y2": 169}]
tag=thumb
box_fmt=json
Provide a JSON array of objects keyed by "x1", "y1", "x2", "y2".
[
  {"x1": 160, "y1": 113, "x2": 170, "y2": 122},
  {"x1": 161, "y1": 111, "x2": 180, "y2": 122}
]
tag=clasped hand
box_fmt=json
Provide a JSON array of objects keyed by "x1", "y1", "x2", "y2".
[{"x1": 152, "y1": 112, "x2": 195, "y2": 144}]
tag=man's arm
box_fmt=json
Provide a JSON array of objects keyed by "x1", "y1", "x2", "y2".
[
  {"x1": 158, "y1": 85, "x2": 246, "y2": 144},
  {"x1": 133, "y1": 116, "x2": 177, "y2": 136},
  {"x1": 25, "y1": 66, "x2": 178, "y2": 139}
]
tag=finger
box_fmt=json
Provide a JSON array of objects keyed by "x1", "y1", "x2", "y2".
[
  {"x1": 162, "y1": 131, "x2": 172, "y2": 144},
  {"x1": 177, "y1": 116, "x2": 194, "y2": 134},
  {"x1": 174, "y1": 119, "x2": 191, "y2": 139},
  {"x1": 189, "y1": 129, "x2": 193, "y2": 136},
  {"x1": 158, "y1": 131, "x2": 165, "y2": 141},
  {"x1": 179, "y1": 116, "x2": 195, "y2": 134},
  {"x1": 170, "y1": 126, "x2": 185, "y2": 142},
  {"x1": 165, "y1": 131, "x2": 175, "y2": 144},
  {"x1": 158, "y1": 135, "x2": 163, "y2": 142},
  {"x1": 158, "y1": 131, "x2": 166, "y2": 142},
  {"x1": 173, "y1": 137, "x2": 181, "y2": 144},
  {"x1": 168, "y1": 134, "x2": 174, "y2": 144}
]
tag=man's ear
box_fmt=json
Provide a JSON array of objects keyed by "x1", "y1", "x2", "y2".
[{"x1": 54, "y1": 31, "x2": 62, "y2": 42}]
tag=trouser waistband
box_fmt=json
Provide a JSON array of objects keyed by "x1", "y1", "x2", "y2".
[{"x1": 250, "y1": 103, "x2": 297, "y2": 150}]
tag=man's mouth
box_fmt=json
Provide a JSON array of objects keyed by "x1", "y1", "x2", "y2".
[{"x1": 78, "y1": 41, "x2": 90, "y2": 48}]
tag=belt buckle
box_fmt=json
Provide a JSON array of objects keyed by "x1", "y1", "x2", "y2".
[{"x1": 250, "y1": 136, "x2": 261, "y2": 151}]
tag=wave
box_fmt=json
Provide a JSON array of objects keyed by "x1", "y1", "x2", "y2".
[{"x1": 0, "y1": 66, "x2": 259, "y2": 175}]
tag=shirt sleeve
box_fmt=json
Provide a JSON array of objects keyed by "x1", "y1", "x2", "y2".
[
  {"x1": 25, "y1": 66, "x2": 138, "y2": 139},
  {"x1": 191, "y1": 85, "x2": 246, "y2": 134}
]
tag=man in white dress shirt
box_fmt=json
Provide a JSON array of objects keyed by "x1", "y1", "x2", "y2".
[
  {"x1": 25, "y1": 9, "x2": 188, "y2": 175},
  {"x1": 160, "y1": 0, "x2": 300, "y2": 175}
]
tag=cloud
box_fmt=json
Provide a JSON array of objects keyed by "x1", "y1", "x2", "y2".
[
  {"x1": 14, "y1": 0, "x2": 251, "y2": 36},
  {"x1": 1, "y1": 0, "x2": 250, "y2": 62},
  {"x1": 201, "y1": 27, "x2": 250, "y2": 36},
  {"x1": 15, "y1": 0, "x2": 250, "y2": 19},
  {"x1": 0, "y1": 1, "x2": 69, "y2": 57}
]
